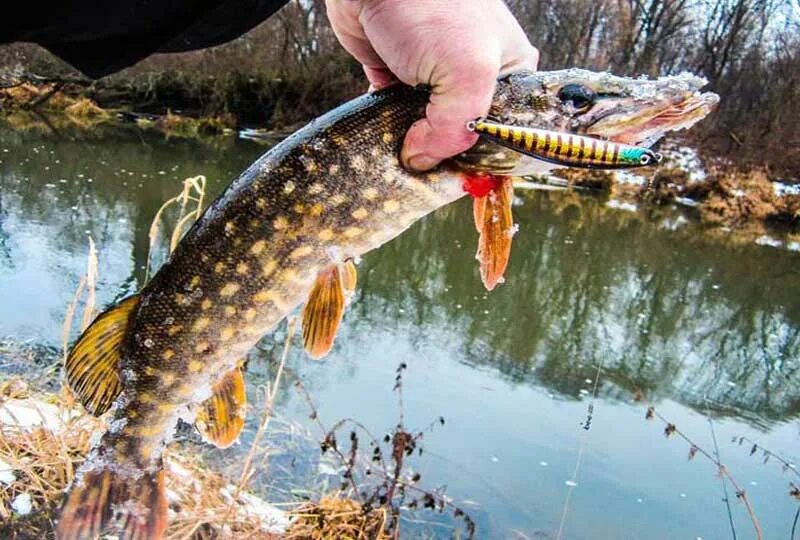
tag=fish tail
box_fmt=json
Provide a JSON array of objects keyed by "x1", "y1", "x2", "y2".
[{"x1": 56, "y1": 455, "x2": 167, "y2": 540}]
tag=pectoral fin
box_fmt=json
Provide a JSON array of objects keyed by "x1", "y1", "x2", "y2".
[
  {"x1": 473, "y1": 176, "x2": 515, "y2": 291},
  {"x1": 341, "y1": 258, "x2": 357, "y2": 296},
  {"x1": 65, "y1": 295, "x2": 139, "y2": 416},
  {"x1": 302, "y1": 265, "x2": 346, "y2": 359},
  {"x1": 195, "y1": 365, "x2": 247, "y2": 449}
]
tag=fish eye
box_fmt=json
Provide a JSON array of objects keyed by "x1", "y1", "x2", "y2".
[{"x1": 557, "y1": 84, "x2": 597, "y2": 110}]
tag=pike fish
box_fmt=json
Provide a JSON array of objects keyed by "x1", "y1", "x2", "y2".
[{"x1": 57, "y1": 68, "x2": 718, "y2": 539}]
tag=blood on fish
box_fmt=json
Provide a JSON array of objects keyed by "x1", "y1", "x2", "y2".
[{"x1": 462, "y1": 173, "x2": 502, "y2": 198}]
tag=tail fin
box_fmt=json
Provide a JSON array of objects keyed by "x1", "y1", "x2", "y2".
[{"x1": 56, "y1": 463, "x2": 167, "y2": 540}]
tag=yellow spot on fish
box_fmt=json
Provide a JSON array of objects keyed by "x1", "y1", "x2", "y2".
[
  {"x1": 167, "y1": 325, "x2": 183, "y2": 336},
  {"x1": 309, "y1": 203, "x2": 324, "y2": 216},
  {"x1": 256, "y1": 197, "x2": 268, "y2": 209},
  {"x1": 189, "y1": 360, "x2": 203, "y2": 373},
  {"x1": 192, "y1": 318, "x2": 211, "y2": 332},
  {"x1": 224, "y1": 221, "x2": 236, "y2": 234},
  {"x1": 329, "y1": 194, "x2": 347, "y2": 207},
  {"x1": 190, "y1": 275, "x2": 201, "y2": 288},
  {"x1": 329, "y1": 164, "x2": 340, "y2": 175},
  {"x1": 283, "y1": 181, "x2": 296, "y2": 194},
  {"x1": 318, "y1": 228, "x2": 334, "y2": 241},
  {"x1": 161, "y1": 372, "x2": 176, "y2": 386},
  {"x1": 139, "y1": 443, "x2": 154, "y2": 460},
  {"x1": 350, "y1": 155, "x2": 366, "y2": 171},
  {"x1": 344, "y1": 227, "x2": 363, "y2": 238},
  {"x1": 244, "y1": 308, "x2": 257, "y2": 321},
  {"x1": 351, "y1": 208, "x2": 369, "y2": 220},
  {"x1": 139, "y1": 392, "x2": 155, "y2": 404},
  {"x1": 332, "y1": 134, "x2": 346, "y2": 146},
  {"x1": 174, "y1": 293, "x2": 187, "y2": 305},
  {"x1": 383, "y1": 132, "x2": 394, "y2": 143},
  {"x1": 220, "y1": 283, "x2": 241, "y2": 298},
  {"x1": 144, "y1": 366, "x2": 156, "y2": 376},
  {"x1": 201, "y1": 299, "x2": 213, "y2": 310},
  {"x1": 162, "y1": 349, "x2": 175, "y2": 361},
  {"x1": 274, "y1": 216, "x2": 288, "y2": 229},
  {"x1": 383, "y1": 200, "x2": 400, "y2": 213},
  {"x1": 308, "y1": 183, "x2": 325, "y2": 195},
  {"x1": 220, "y1": 327, "x2": 235, "y2": 341},
  {"x1": 293, "y1": 203, "x2": 306, "y2": 214},
  {"x1": 304, "y1": 160, "x2": 318, "y2": 173},
  {"x1": 236, "y1": 262, "x2": 249, "y2": 275},
  {"x1": 290, "y1": 245, "x2": 313, "y2": 259},
  {"x1": 362, "y1": 187, "x2": 378, "y2": 200},
  {"x1": 139, "y1": 424, "x2": 163, "y2": 437},
  {"x1": 250, "y1": 240, "x2": 267, "y2": 255},
  {"x1": 253, "y1": 289, "x2": 273, "y2": 304},
  {"x1": 195, "y1": 342, "x2": 211, "y2": 354},
  {"x1": 214, "y1": 262, "x2": 226, "y2": 274},
  {"x1": 224, "y1": 305, "x2": 237, "y2": 317},
  {"x1": 280, "y1": 269, "x2": 299, "y2": 282},
  {"x1": 158, "y1": 403, "x2": 173, "y2": 414},
  {"x1": 262, "y1": 260, "x2": 277, "y2": 277}
]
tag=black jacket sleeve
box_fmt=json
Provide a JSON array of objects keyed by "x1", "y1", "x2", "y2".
[{"x1": 2, "y1": 0, "x2": 291, "y2": 78}]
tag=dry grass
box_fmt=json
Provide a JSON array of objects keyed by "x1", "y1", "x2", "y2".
[
  {"x1": 287, "y1": 496, "x2": 390, "y2": 540},
  {"x1": 699, "y1": 168, "x2": 800, "y2": 227},
  {"x1": 64, "y1": 97, "x2": 111, "y2": 121},
  {"x1": 0, "y1": 380, "x2": 287, "y2": 539},
  {"x1": 145, "y1": 175, "x2": 207, "y2": 282}
]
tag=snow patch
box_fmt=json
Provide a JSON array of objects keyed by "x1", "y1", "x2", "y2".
[
  {"x1": 606, "y1": 199, "x2": 638, "y2": 212},
  {"x1": 755, "y1": 235, "x2": 782, "y2": 248},
  {"x1": 11, "y1": 493, "x2": 32, "y2": 515},
  {"x1": 774, "y1": 182, "x2": 800, "y2": 197},
  {"x1": 0, "y1": 458, "x2": 15, "y2": 485}
]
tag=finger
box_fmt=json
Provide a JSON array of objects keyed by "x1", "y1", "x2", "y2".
[
  {"x1": 401, "y1": 60, "x2": 499, "y2": 172},
  {"x1": 364, "y1": 65, "x2": 398, "y2": 90}
]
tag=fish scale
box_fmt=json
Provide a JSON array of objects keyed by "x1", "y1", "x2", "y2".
[{"x1": 56, "y1": 69, "x2": 718, "y2": 540}]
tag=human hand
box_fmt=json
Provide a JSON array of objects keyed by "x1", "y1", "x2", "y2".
[{"x1": 326, "y1": 0, "x2": 538, "y2": 171}]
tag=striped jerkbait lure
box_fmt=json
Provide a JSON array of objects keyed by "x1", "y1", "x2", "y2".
[{"x1": 467, "y1": 117, "x2": 662, "y2": 169}]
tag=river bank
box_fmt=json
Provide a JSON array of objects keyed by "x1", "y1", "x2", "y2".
[{"x1": 1, "y1": 78, "x2": 798, "y2": 248}]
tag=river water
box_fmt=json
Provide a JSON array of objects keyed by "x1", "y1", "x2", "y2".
[{"x1": 0, "y1": 125, "x2": 798, "y2": 539}]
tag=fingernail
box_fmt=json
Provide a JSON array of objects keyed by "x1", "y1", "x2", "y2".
[{"x1": 405, "y1": 154, "x2": 439, "y2": 172}]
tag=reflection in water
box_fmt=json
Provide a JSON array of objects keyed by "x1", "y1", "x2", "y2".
[{"x1": 0, "y1": 128, "x2": 798, "y2": 539}]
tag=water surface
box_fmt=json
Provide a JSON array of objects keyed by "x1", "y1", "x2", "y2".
[{"x1": 0, "y1": 126, "x2": 798, "y2": 539}]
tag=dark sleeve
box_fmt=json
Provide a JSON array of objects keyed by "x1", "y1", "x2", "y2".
[{"x1": 2, "y1": 0, "x2": 291, "y2": 79}]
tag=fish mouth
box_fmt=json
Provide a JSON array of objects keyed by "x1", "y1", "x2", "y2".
[{"x1": 582, "y1": 91, "x2": 720, "y2": 147}]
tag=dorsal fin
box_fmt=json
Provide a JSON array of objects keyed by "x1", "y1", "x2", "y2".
[
  {"x1": 302, "y1": 265, "x2": 346, "y2": 359},
  {"x1": 65, "y1": 295, "x2": 139, "y2": 416},
  {"x1": 195, "y1": 365, "x2": 247, "y2": 448},
  {"x1": 473, "y1": 176, "x2": 515, "y2": 291}
]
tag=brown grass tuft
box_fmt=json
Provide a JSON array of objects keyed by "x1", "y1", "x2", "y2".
[
  {"x1": 700, "y1": 169, "x2": 800, "y2": 227},
  {"x1": 0, "y1": 382, "x2": 287, "y2": 539},
  {"x1": 64, "y1": 97, "x2": 111, "y2": 121},
  {"x1": 287, "y1": 496, "x2": 390, "y2": 540}
]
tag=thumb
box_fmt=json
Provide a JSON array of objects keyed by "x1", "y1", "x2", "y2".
[{"x1": 400, "y1": 62, "x2": 498, "y2": 172}]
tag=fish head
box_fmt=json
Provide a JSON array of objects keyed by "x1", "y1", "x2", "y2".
[{"x1": 454, "y1": 68, "x2": 719, "y2": 175}]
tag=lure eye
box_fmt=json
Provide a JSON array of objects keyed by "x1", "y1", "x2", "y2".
[
  {"x1": 557, "y1": 84, "x2": 597, "y2": 110},
  {"x1": 640, "y1": 154, "x2": 651, "y2": 165}
]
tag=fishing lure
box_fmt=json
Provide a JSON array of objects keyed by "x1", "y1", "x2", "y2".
[{"x1": 467, "y1": 117, "x2": 662, "y2": 169}]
